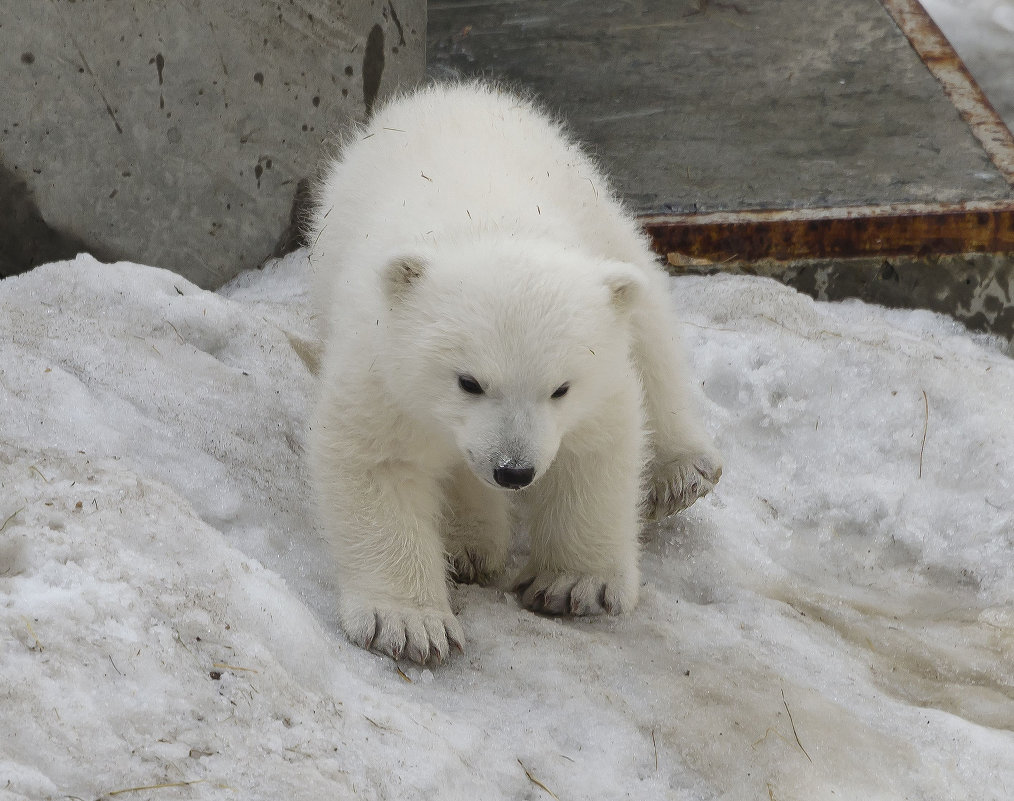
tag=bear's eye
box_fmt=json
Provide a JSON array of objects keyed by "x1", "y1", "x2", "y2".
[
  {"x1": 457, "y1": 374, "x2": 484, "y2": 395},
  {"x1": 551, "y1": 382, "x2": 570, "y2": 399}
]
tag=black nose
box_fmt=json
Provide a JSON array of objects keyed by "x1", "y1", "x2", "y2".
[{"x1": 493, "y1": 465, "x2": 535, "y2": 489}]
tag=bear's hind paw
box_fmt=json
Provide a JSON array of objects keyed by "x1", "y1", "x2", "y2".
[
  {"x1": 642, "y1": 450, "x2": 722, "y2": 521},
  {"x1": 448, "y1": 544, "x2": 504, "y2": 586},
  {"x1": 514, "y1": 571, "x2": 636, "y2": 616}
]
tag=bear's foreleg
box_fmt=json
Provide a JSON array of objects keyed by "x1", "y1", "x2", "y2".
[{"x1": 313, "y1": 411, "x2": 464, "y2": 662}]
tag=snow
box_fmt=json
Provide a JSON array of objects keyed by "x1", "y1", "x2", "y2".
[
  {"x1": 923, "y1": 0, "x2": 1014, "y2": 129},
  {"x1": 2, "y1": 251, "x2": 1012, "y2": 800}
]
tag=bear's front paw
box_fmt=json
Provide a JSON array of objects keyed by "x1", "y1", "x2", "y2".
[
  {"x1": 514, "y1": 570, "x2": 637, "y2": 616},
  {"x1": 642, "y1": 449, "x2": 722, "y2": 521},
  {"x1": 339, "y1": 598, "x2": 465, "y2": 664}
]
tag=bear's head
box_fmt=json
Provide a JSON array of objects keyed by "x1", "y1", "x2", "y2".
[{"x1": 377, "y1": 237, "x2": 644, "y2": 490}]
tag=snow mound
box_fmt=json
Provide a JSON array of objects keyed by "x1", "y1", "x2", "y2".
[{"x1": 1, "y1": 253, "x2": 1011, "y2": 800}]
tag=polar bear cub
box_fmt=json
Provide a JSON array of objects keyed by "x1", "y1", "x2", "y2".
[{"x1": 307, "y1": 83, "x2": 721, "y2": 664}]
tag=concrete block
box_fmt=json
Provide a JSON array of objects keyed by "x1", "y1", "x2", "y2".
[{"x1": 1, "y1": 1, "x2": 425, "y2": 286}]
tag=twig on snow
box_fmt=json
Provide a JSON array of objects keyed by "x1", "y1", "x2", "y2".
[
  {"x1": 1, "y1": 507, "x2": 24, "y2": 532},
  {"x1": 21, "y1": 616, "x2": 43, "y2": 651},
  {"x1": 781, "y1": 688, "x2": 812, "y2": 764},
  {"x1": 395, "y1": 665, "x2": 413, "y2": 683},
  {"x1": 518, "y1": 759, "x2": 561, "y2": 800},
  {"x1": 104, "y1": 779, "x2": 204, "y2": 797},
  {"x1": 211, "y1": 662, "x2": 259, "y2": 673},
  {"x1": 919, "y1": 390, "x2": 929, "y2": 479}
]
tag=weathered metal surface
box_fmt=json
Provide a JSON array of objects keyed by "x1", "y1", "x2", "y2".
[
  {"x1": 645, "y1": 201, "x2": 1014, "y2": 262},
  {"x1": 428, "y1": 0, "x2": 1013, "y2": 216},
  {"x1": 643, "y1": 0, "x2": 1014, "y2": 265},
  {"x1": 881, "y1": 0, "x2": 1014, "y2": 184}
]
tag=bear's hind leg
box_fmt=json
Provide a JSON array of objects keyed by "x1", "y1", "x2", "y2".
[
  {"x1": 630, "y1": 287, "x2": 722, "y2": 519},
  {"x1": 444, "y1": 464, "x2": 511, "y2": 585},
  {"x1": 515, "y1": 386, "x2": 644, "y2": 616}
]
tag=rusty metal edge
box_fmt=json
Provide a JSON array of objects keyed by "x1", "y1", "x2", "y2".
[
  {"x1": 640, "y1": 0, "x2": 1014, "y2": 264},
  {"x1": 880, "y1": 0, "x2": 1014, "y2": 185},
  {"x1": 642, "y1": 201, "x2": 1014, "y2": 262}
]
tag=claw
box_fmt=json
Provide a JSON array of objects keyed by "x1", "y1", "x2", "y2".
[
  {"x1": 598, "y1": 584, "x2": 614, "y2": 614},
  {"x1": 568, "y1": 586, "x2": 582, "y2": 615},
  {"x1": 408, "y1": 642, "x2": 428, "y2": 664},
  {"x1": 447, "y1": 628, "x2": 465, "y2": 654},
  {"x1": 362, "y1": 614, "x2": 379, "y2": 651}
]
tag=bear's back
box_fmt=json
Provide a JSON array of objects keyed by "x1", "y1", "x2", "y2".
[{"x1": 308, "y1": 83, "x2": 656, "y2": 340}]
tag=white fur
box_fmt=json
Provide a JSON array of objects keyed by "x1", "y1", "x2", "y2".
[{"x1": 306, "y1": 83, "x2": 721, "y2": 663}]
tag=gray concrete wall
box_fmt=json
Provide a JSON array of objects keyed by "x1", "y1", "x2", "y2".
[{"x1": 1, "y1": 1, "x2": 426, "y2": 287}]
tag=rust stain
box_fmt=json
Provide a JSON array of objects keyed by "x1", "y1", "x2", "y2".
[
  {"x1": 880, "y1": 0, "x2": 1014, "y2": 185},
  {"x1": 641, "y1": 201, "x2": 1014, "y2": 263}
]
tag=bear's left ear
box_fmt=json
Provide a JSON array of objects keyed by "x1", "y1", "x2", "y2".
[
  {"x1": 603, "y1": 263, "x2": 645, "y2": 313},
  {"x1": 383, "y1": 254, "x2": 427, "y2": 299}
]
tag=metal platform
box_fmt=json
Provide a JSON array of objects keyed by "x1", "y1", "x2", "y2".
[{"x1": 429, "y1": 0, "x2": 1014, "y2": 337}]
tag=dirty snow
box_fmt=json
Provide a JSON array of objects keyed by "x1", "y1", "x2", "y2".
[{"x1": 1, "y1": 251, "x2": 1011, "y2": 799}]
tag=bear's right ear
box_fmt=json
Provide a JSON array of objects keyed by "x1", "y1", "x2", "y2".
[
  {"x1": 383, "y1": 255, "x2": 427, "y2": 299},
  {"x1": 603, "y1": 262, "x2": 645, "y2": 314}
]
